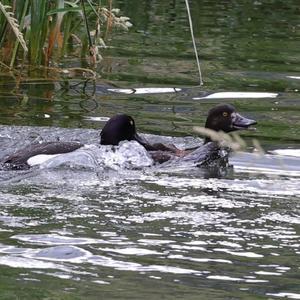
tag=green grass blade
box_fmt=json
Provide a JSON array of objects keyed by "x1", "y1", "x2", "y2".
[{"x1": 29, "y1": 0, "x2": 48, "y2": 64}]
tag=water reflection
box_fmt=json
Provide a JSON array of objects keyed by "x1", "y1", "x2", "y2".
[{"x1": 0, "y1": 155, "x2": 299, "y2": 298}]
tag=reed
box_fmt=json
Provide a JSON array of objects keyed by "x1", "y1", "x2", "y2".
[
  {"x1": 193, "y1": 126, "x2": 264, "y2": 154},
  {"x1": 29, "y1": 0, "x2": 48, "y2": 65},
  {"x1": 0, "y1": 0, "x2": 132, "y2": 71}
]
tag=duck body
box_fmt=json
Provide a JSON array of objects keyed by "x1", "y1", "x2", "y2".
[
  {"x1": 2, "y1": 141, "x2": 83, "y2": 170},
  {"x1": 146, "y1": 104, "x2": 257, "y2": 165},
  {"x1": 1, "y1": 114, "x2": 138, "y2": 170},
  {"x1": 1, "y1": 104, "x2": 257, "y2": 170},
  {"x1": 149, "y1": 141, "x2": 229, "y2": 168}
]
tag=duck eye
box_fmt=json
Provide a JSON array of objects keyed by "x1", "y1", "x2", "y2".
[
  {"x1": 130, "y1": 120, "x2": 134, "y2": 126},
  {"x1": 222, "y1": 112, "x2": 228, "y2": 117}
]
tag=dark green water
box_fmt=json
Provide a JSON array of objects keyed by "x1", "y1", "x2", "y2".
[{"x1": 0, "y1": 1, "x2": 299, "y2": 299}]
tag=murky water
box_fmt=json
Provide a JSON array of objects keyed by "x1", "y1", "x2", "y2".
[{"x1": 0, "y1": 1, "x2": 299, "y2": 299}]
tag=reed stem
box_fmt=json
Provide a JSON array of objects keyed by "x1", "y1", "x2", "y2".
[{"x1": 185, "y1": 0, "x2": 203, "y2": 86}]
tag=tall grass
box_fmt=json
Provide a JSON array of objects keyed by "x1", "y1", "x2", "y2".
[
  {"x1": 29, "y1": 0, "x2": 48, "y2": 65},
  {"x1": 0, "y1": 0, "x2": 132, "y2": 71}
]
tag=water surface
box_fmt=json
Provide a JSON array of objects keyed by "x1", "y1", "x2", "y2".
[{"x1": 0, "y1": 1, "x2": 299, "y2": 299}]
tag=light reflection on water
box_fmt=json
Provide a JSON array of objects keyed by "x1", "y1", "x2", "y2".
[{"x1": 0, "y1": 126, "x2": 299, "y2": 298}]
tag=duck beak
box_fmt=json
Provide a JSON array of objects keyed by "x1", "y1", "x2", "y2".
[{"x1": 232, "y1": 113, "x2": 257, "y2": 131}]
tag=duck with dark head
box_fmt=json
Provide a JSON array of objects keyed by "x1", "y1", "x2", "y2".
[
  {"x1": 99, "y1": 103, "x2": 256, "y2": 164},
  {"x1": 177, "y1": 104, "x2": 257, "y2": 167},
  {"x1": 203, "y1": 104, "x2": 256, "y2": 144},
  {"x1": 2, "y1": 104, "x2": 256, "y2": 170}
]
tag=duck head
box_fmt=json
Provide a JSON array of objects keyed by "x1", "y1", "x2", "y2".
[
  {"x1": 204, "y1": 104, "x2": 257, "y2": 143},
  {"x1": 100, "y1": 114, "x2": 147, "y2": 146}
]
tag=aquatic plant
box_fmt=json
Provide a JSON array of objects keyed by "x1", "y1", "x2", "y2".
[
  {"x1": 0, "y1": 0, "x2": 132, "y2": 71},
  {"x1": 0, "y1": 2, "x2": 27, "y2": 53},
  {"x1": 194, "y1": 126, "x2": 264, "y2": 154}
]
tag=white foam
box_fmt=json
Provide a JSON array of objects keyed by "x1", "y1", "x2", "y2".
[
  {"x1": 38, "y1": 147, "x2": 98, "y2": 169},
  {"x1": 34, "y1": 142, "x2": 153, "y2": 170},
  {"x1": 27, "y1": 154, "x2": 62, "y2": 166}
]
